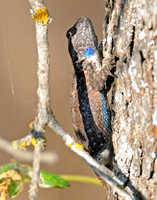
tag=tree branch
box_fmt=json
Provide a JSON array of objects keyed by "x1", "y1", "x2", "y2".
[
  {"x1": 0, "y1": 136, "x2": 58, "y2": 164},
  {"x1": 27, "y1": 0, "x2": 52, "y2": 199}
]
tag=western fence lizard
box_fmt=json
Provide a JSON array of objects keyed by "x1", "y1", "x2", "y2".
[{"x1": 66, "y1": 17, "x2": 113, "y2": 165}]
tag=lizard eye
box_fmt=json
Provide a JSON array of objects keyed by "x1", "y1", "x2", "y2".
[{"x1": 85, "y1": 47, "x2": 95, "y2": 58}]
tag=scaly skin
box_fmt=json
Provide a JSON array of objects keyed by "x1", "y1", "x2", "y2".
[{"x1": 66, "y1": 17, "x2": 113, "y2": 165}]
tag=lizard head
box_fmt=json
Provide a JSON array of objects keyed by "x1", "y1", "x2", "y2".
[{"x1": 66, "y1": 17, "x2": 98, "y2": 64}]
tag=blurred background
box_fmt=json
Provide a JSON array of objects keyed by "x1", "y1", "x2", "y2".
[{"x1": 0, "y1": 0, "x2": 105, "y2": 199}]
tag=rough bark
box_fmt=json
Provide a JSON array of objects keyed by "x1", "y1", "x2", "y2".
[{"x1": 103, "y1": 0, "x2": 157, "y2": 199}]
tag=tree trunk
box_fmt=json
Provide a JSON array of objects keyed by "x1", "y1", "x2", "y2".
[{"x1": 103, "y1": 0, "x2": 157, "y2": 199}]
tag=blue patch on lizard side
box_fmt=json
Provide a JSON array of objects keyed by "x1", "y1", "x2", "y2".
[
  {"x1": 101, "y1": 94, "x2": 111, "y2": 133},
  {"x1": 85, "y1": 47, "x2": 95, "y2": 58}
]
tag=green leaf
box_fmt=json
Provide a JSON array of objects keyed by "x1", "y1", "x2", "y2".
[
  {"x1": 40, "y1": 170, "x2": 70, "y2": 188},
  {"x1": 8, "y1": 180, "x2": 23, "y2": 198},
  {"x1": 0, "y1": 164, "x2": 15, "y2": 174},
  {"x1": 0, "y1": 162, "x2": 70, "y2": 197},
  {"x1": 0, "y1": 164, "x2": 24, "y2": 198}
]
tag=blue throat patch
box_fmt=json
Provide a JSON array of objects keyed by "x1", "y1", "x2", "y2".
[{"x1": 85, "y1": 47, "x2": 95, "y2": 58}]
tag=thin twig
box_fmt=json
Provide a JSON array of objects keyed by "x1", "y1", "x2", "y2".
[
  {"x1": 27, "y1": 0, "x2": 52, "y2": 199},
  {"x1": 29, "y1": 141, "x2": 44, "y2": 200},
  {"x1": 60, "y1": 175, "x2": 103, "y2": 186},
  {"x1": 0, "y1": 136, "x2": 58, "y2": 164}
]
